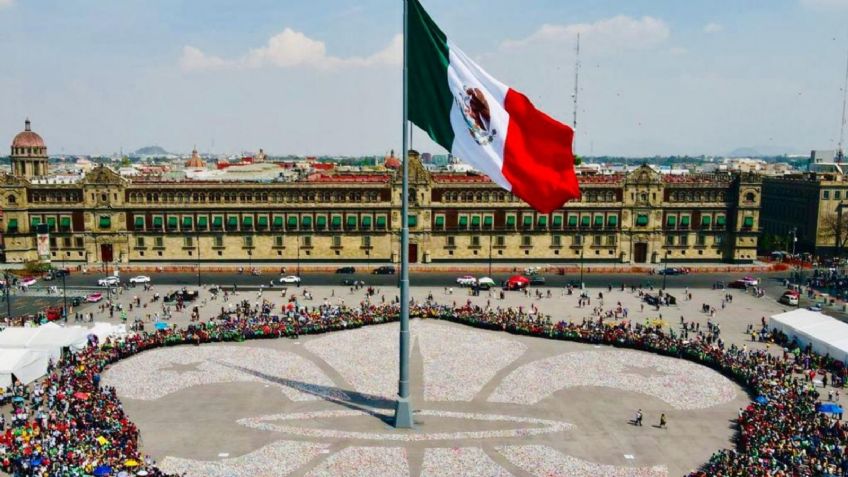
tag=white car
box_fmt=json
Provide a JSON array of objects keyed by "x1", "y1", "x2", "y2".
[
  {"x1": 19, "y1": 277, "x2": 37, "y2": 287},
  {"x1": 456, "y1": 275, "x2": 477, "y2": 286},
  {"x1": 740, "y1": 276, "x2": 759, "y2": 286},
  {"x1": 97, "y1": 276, "x2": 120, "y2": 287},
  {"x1": 279, "y1": 275, "x2": 302, "y2": 285},
  {"x1": 129, "y1": 275, "x2": 151, "y2": 284}
]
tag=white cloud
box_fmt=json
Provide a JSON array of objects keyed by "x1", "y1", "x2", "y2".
[
  {"x1": 181, "y1": 28, "x2": 401, "y2": 72},
  {"x1": 180, "y1": 46, "x2": 231, "y2": 71},
  {"x1": 502, "y1": 16, "x2": 670, "y2": 52},
  {"x1": 0, "y1": 0, "x2": 13, "y2": 9},
  {"x1": 703, "y1": 22, "x2": 723, "y2": 34},
  {"x1": 800, "y1": 0, "x2": 848, "y2": 9}
]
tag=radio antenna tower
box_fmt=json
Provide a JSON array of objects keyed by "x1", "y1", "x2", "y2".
[
  {"x1": 839, "y1": 50, "x2": 848, "y2": 159},
  {"x1": 572, "y1": 33, "x2": 581, "y2": 152}
]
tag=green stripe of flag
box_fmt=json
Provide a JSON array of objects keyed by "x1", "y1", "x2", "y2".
[{"x1": 409, "y1": 0, "x2": 455, "y2": 151}]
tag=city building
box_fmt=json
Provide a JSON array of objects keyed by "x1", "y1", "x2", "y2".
[
  {"x1": 0, "y1": 121, "x2": 761, "y2": 265},
  {"x1": 761, "y1": 172, "x2": 848, "y2": 256}
]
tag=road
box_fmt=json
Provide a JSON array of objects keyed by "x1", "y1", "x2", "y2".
[
  {"x1": 8, "y1": 268, "x2": 845, "y2": 322},
  {"x1": 45, "y1": 270, "x2": 792, "y2": 290}
]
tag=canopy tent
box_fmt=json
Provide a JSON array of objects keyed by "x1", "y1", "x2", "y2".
[
  {"x1": 0, "y1": 322, "x2": 89, "y2": 360},
  {"x1": 88, "y1": 322, "x2": 127, "y2": 343},
  {"x1": 770, "y1": 309, "x2": 848, "y2": 363},
  {"x1": 0, "y1": 348, "x2": 50, "y2": 387}
]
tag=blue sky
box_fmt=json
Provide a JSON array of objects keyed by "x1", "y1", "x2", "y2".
[{"x1": 2, "y1": 0, "x2": 848, "y2": 157}]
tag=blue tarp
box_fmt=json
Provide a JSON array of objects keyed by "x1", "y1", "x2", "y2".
[
  {"x1": 93, "y1": 465, "x2": 112, "y2": 476},
  {"x1": 154, "y1": 322, "x2": 168, "y2": 331},
  {"x1": 755, "y1": 396, "x2": 769, "y2": 405},
  {"x1": 817, "y1": 403, "x2": 844, "y2": 414}
]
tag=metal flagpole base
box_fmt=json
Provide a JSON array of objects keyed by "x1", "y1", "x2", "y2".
[{"x1": 393, "y1": 397, "x2": 414, "y2": 428}]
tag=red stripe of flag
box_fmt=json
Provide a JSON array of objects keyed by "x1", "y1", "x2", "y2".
[{"x1": 501, "y1": 89, "x2": 580, "y2": 214}]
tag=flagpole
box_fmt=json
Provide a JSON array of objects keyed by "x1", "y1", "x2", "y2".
[{"x1": 393, "y1": 0, "x2": 414, "y2": 429}]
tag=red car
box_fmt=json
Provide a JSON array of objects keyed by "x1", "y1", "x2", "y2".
[{"x1": 503, "y1": 275, "x2": 530, "y2": 290}]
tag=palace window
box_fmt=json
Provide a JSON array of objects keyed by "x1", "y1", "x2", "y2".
[
  {"x1": 361, "y1": 235, "x2": 372, "y2": 248},
  {"x1": 154, "y1": 237, "x2": 164, "y2": 248},
  {"x1": 274, "y1": 236, "x2": 284, "y2": 248},
  {"x1": 301, "y1": 236, "x2": 312, "y2": 248},
  {"x1": 213, "y1": 236, "x2": 224, "y2": 248},
  {"x1": 606, "y1": 235, "x2": 617, "y2": 246},
  {"x1": 135, "y1": 237, "x2": 145, "y2": 248},
  {"x1": 521, "y1": 235, "x2": 532, "y2": 247},
  {"x1": 445, "y1": 236, "x2": 456, "y2": 247},
  {"x1": 593, "y1": 235, "x2": 602, "y2": 246},
  {"x1": 184, "y1": 237, "x2": 194, "y2": 248},
  {"x1": 243, "y1": 236, "x2": 254, "y2": 248},
  {"x1": 551, "y1": 235, "x2": 562, "y2": 247},
  {"x1": 495, "y1": 235, "x2": 505, "y2": 247},
  {"x1": 332, "y1": 236, "x2": 342, "y2": 248},
  {"x1": 470, "y1": 236, "x2": 481, "y2": 248}
]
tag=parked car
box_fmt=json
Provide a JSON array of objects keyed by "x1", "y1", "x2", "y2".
[
  {"x1": 808, "y1": 304, "x2": 823, "y2": 312},
  {"x1": 335, "y1": 267, "x2": 356, "y2": 274},
  {"x1": 129, "y1": 275, "x2": 151, "y2": 284},
  {"x1": 456, "y1": 275, "x2": 477, "y2": 286},
  {"x1": 97, "y1": 276, "x2": 120, "y2": 287},
  {"x1": 740, "y1": 276, "x2": 759, "y2": 286},
  {"x1": 779, "y1": 291, "x2": 800, "y2": 306},
  {"x1": 279, "y1": 275, "x2": 302, "y2": 285},
  {"x1": 19, "y1": 276, "x2": 37, "y2": 287},
  {"x1": 43, "y1": 268, "x2": 70, "y2": 281},
  {"x1": 86, "y1": 292, "x2": 103, "y2": 303},
  {"x1": 163, "y1": 289, "x2": 199, "y2": 303},
  {"x1": 372, "y1": 266, "x2": 396, "y2": 275},
  {"x1": 70, "y1": 296, "x2": 85, "y2": 307},
  {"x1": 529, "y1": 276, "x2": 547, "y2": 286},
  {"x1": 728, "y1": 280, "x2": 748, "y2": 289},
  {"x1": 503, "y1": 275, "x2": 530, "y2": 290},
  {"x1": 477, "y1": 277, "x2": 496, "y2": 290}
]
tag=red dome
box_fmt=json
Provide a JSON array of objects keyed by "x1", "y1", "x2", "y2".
[
  {"x1": 12, "y1": 119, "x2": 45, "y2": 149},
  {"x1": 384, "y1": 149, "x2": 401, "y2": 169}
]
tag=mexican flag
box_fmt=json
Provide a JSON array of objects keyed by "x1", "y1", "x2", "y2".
[{"x1": 409, "y1": 0, "x2": 580, "y2": 214}]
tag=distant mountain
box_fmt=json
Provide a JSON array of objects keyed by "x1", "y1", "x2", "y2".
[
  {"x1": 134, "y1": 146, "x2": 169, "y2": 156},
  {"x1": 726, "y1": 146, "x2": 804, "y2": 158}
]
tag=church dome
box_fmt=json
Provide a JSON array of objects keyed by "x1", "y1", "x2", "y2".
[
  {"x1": 12, "y1": 119, "x2": 46, "y2": 149},
  {"x1": 384, "y1": 150, "x2": 401, "y2": 169}
]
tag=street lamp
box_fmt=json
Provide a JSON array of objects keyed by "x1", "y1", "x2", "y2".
[
  {"x1": 579, "y1": 247, "x2": 584, "y2": 289},
  {"x1": 488, "y1": 233, "x2": 493, "y2": 277},
  {"x1": 3, "y1": 271, "x2": 10, "y2": 320},
  {"x1": 196, "y1": 230, "x2": 201, "y2": 287},
  {"x1": 662, "y1": 250, "x2": 670, "y2": 290}
]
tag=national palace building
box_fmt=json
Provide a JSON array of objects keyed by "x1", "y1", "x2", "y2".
[{"x1": 0, "y1": 120, "x2": 762, "y2": 265}]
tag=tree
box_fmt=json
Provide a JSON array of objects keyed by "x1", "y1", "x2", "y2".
[
  {"x1": 819, "y1": 211, "x2": 848, "y2": 253},
  {"x1": 758, "y1": 233, "x2": 787, "y2": 254},
  {"x1": 574, "y1": 155, "x2": 582, "y2": 166}
]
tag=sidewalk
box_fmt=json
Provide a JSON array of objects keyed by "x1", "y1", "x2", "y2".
[{"x1": 43, "y1": 260, "x2": 779, "y2": 275}]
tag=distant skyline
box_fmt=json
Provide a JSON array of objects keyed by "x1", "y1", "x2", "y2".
[{"x1": 2, "y1": 0, "x2": 848, "y2": 157}]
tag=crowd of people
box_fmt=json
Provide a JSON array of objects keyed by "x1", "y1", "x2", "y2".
[{"x1": 0, "y1": 287, "x2": 846, "y2": 476}]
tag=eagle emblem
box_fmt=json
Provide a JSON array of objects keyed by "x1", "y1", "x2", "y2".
[{"x1": 456, "y1": 85, "x2": 497, "y2": 146}]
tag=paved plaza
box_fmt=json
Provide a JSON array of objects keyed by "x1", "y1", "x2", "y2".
[{"x1": 89, "y1": 280, "x2": 791, "y2": 476}]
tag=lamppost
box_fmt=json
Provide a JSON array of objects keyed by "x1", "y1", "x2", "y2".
[
  {"x1": 296, "y1": 237, "x2": 301, "y2": 278},
  {"x1": 579, "y1": 247, "x2": 585, "y2": 289},
  {"x1": 488, "y1": 233, "x2": 493, "y2": 277},
  {"x1": 195, "y1": 229, "x2": 201, "y2": 287},
  {"x1": 3, "y1": 271, "x2": 11, "y2": 320},
  {"x1": 662, "y1": 250, "x2": 670, "y2": 290},
  {"x1": 59, "y1": 247, "x2": 67, "y2": 320}
]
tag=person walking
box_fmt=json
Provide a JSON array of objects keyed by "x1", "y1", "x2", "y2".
[
  {"x1": 659, "y1": 413, "x2": 667, "y2": 429},
  {"x1": 634, "y1": 409, "x2": 643, "y2": 426}
]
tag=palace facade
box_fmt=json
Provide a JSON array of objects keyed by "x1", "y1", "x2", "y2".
[{"x1": 0, "y1": 121, "x2": 761, "y2": 265}]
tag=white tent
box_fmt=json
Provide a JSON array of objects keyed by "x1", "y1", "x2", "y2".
[
  {"x1": 88, "y1": 322, "x2": 127, "y2": 343},
  {"x1": 0, "y1": 323, "x2": 89, "y2": 361},
  {"x1": 771, "y1": 309, "x2": 848, "y2": 362},
  {"x1": 0, "y1": 348, "x2": 49, "y2": 387}
]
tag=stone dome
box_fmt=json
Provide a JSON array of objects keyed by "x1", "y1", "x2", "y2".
[{"x1": 12, "y1": 119, "x2": 46, "y2": 149}]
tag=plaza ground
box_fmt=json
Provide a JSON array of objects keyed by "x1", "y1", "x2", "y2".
[{"x1": 79, "y1": 280, "x2": 792, "y2": 476}]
